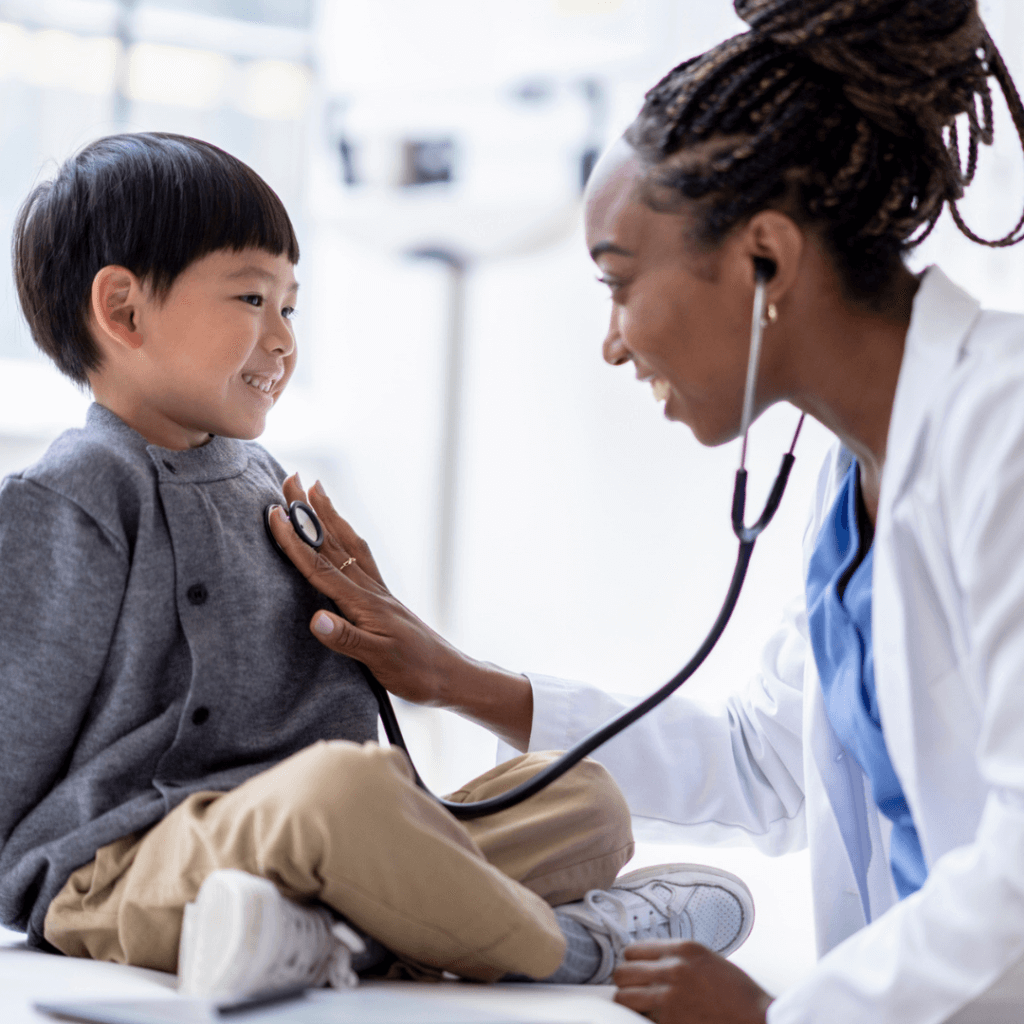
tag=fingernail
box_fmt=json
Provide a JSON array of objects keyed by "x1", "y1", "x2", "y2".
[
  {"x1": 313, "y1": 612, "x2": 334, "y2": 636},
  {"x1": 313, "y1": 480, "x2": 325, "y2": 497},
  {"x1": 294, "y1": 471, "x2": 303, "y2": 491},
  {"x1": 274, "y1": 505, "x2": 288, "y2": 523}
]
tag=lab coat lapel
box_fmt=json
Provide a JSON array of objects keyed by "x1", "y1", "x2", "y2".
[{"x1": 873, "y1": 267, "x2": 982, "y2": 833}]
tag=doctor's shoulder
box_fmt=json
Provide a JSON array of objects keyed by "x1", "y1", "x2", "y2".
[{"x1": 928, "y1": 305, "x2": 1024, "y2": 545}]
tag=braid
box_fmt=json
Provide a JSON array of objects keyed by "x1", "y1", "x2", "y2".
[{"x1": 625, "y1": 0, "x2": 1024, "y2": 299}]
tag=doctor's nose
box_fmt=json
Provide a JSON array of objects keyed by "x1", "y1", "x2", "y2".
[{"x1": 602, "y1": 309, "x2": 629, "y2": 367}]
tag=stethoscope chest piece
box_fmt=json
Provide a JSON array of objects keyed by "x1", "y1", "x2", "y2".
[{"x1": 264, "y1": 500, "x2": 324, "y2": 555}]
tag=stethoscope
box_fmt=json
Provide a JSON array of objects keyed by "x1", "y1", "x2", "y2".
[{"x1": 265, "y1": 258, "x2": 804, "y2": 820}]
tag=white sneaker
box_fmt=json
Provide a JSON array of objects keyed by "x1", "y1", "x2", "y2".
[
  {"x1": 177, "y1": 869, "x2": 366, "y2": 998},
  {"x1": 556, "y1": 864, "x2": 755, "y2": 984}
]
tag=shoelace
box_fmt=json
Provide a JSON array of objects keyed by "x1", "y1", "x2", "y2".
[
  {"x1": 586, "y1": 889, "x2": 688, "y2": 951},
  {"x1": 266, "y1": 904, "x2": 337, "y2": 988}
]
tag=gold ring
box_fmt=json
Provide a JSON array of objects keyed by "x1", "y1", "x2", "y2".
[{"x1": 339, "y1": 557, "x2": 357, "y2": 571}]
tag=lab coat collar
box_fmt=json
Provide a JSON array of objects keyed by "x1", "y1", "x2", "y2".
[
  {"x1": 86, "y1": 402, "x2": 250, "y2": 484},
  {"x1": 809, "y1": 267, "x2": 981, "y2": 923},
  {"x1": 872, "y1": 266, "x2": 981, "y2": 867},
  {"x1": 877, "y1": 267, "x2": 982, "y2": 524}
]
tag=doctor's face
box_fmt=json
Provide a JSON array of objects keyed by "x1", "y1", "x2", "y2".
[{"x1": 583, "y1": 140, "x2": 761, "y2": 446}]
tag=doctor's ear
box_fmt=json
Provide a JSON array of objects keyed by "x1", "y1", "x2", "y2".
[
  {"x1": 89, "y1": 265, "x2": 146, "y2": 353},
  {"x1": 742, "y1": 210, "x2": 804, "y2": 299}
]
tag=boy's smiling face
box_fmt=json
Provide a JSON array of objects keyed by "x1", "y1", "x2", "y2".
[{"x1": 88, "y1": 247, "x2": 298, "y2": 450}]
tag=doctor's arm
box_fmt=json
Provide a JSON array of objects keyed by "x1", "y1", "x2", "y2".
[{"x1": 274, "y1": 474, "x2": 809, "y2": 851}]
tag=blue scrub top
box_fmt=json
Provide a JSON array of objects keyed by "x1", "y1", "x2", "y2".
[{"x1": 806, "y1": 460, "x2": 927, "y2": 899}]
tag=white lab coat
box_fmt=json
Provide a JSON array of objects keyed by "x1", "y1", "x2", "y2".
[{"x1": 519, "y1": 267, "x2": 1024, "y2": 1023}]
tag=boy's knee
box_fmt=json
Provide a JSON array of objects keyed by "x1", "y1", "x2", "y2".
[
  {"x1": 516, "y1": 752, "x2": 631, "y2": 824},
  {"x1": 271, "y1": 740, "x2": 415, "y2": 817},
  {"x1": 575, "y1": 757, "x2": 630, "y2": 815}
]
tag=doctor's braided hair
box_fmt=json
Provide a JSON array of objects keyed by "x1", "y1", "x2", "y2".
[{"x1": 625, "y1": 0, "x2": 1024, "y2": 300}]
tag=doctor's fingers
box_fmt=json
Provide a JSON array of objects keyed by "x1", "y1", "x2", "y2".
[
  {"x1": 268, "y1": 507, "x2": 450, "y2": 704},
  {"x1": 268, "y1": 504, "x2": 380, "y2": 609},
  {"x1": 307, "y1": 479, "x2": 386, "y2": 588},
  {"x1": 613, "y1": 981, "x2": 672, "y2": 1022},
  {"x1": 279, "y1": 473, "x2": 387, "y2": 590},
  {"x1": 615, "y1": 943, "x2": 774, "y2": 1024},
  {"x1": 281, "y1": 470, "x2": 309, "y2": 507}
]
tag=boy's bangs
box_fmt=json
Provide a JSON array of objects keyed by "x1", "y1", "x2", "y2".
[{"x1": 111, "y1": 134, "x2": 300, "y2": 294}]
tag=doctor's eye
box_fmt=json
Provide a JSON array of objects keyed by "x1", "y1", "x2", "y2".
[{"x1": 596, "y1": 275, "x2": 624, "y2": 300}]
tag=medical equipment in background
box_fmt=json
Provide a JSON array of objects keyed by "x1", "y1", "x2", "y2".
[
  {"x1": 322, "y1": 79, "x2": 607, "y2": 631},
  {"x1": 266, "y1": 258, "x2": 805, "y2": 820}
]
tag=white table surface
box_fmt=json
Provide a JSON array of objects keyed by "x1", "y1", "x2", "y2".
[
  {"x1": 0, "y1": 927, "x2": 640, "y2": 1024},
  {"x1": 0, "y1": 841, "x2": 816, "y2": 1023}
]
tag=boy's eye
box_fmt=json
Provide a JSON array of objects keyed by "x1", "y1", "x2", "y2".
[
  {"x1": 282, "y1": 306, "x2": 298, "y2": 321},
  {"x1": 240, "y1": 294, "x2": 263, "y2": 307}
]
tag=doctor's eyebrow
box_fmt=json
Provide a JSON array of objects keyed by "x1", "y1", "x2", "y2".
[{"x1": 589, "y1": 242, "x2": 634, "y2": 260}]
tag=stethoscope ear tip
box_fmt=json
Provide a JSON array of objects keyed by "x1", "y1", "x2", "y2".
[{"x1": 753, "y1": 257, "x2": 777, "y2": 283}]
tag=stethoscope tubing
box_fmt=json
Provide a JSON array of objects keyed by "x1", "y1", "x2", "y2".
[
  {"x1": 363, "y1": 453, "x2": 795, "y2": 819},
  {"x1": 273, "y1": 266, "x2": 802, "y2": 819}
]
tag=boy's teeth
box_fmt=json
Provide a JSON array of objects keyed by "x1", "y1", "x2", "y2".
[
  {"x1": 652, "y1": 379, "x2": 671, "y2": 402},
  {"x1": 243, "y1": 375, "x2": 274, "y2": 394}
]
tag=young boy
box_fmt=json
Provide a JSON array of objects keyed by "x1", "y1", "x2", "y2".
[{"x1": 0, "y1": 132, "x2": 753, "y2": 996}]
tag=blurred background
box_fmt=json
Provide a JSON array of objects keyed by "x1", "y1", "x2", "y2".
[{"x1": 0, "y1": 0, "x2": 1021, "y2": 994}]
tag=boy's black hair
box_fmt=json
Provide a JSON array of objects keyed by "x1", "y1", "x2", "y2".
[{"x1": 13, "y1": 132, "x2": 300, "y2": 385}]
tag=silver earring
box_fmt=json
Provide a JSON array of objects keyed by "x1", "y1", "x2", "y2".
[{"x1": 760, "y1": 303, "x2": 777, "y2": 328}]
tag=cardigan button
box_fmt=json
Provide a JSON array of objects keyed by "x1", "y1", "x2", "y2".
[
  {"x1": 192, "y1": 706, "x2": 210, "y2": 726},
  {"x1": 187, "y1": 583, "x2": 208, "y2": 606}
]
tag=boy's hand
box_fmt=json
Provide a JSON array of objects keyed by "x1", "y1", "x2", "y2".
[
  {"x1": 269, "y1": 474, "x2": 463, "y2": 708},
  {"x1": 613, "y1": 941, "x2": 773, "y2": 1024}
]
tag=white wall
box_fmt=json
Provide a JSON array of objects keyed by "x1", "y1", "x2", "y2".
[{"x1": 2, "y1": 1, "x2": 1022, "y2": 989}]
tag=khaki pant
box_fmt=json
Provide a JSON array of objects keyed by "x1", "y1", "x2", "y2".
[{"x1": 44, "y1": 742, "x2": 634, "y2": 982}]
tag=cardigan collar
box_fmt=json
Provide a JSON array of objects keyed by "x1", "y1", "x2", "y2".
[{"x1": 86, "y1": 402, "x2": 250, "y2": 484}]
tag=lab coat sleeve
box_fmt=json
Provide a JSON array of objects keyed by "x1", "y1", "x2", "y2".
[
  {"x1": 523, "y1": 594, "x2": 808, "y2": 855},
  {"x1": 0, "y1": 477, "x2": 127, "y2": 875},
  {"x1": 770, "y1": 362, "x2": 1024, "y2": 1024}
]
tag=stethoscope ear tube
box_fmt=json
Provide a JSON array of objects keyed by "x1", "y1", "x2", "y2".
[
  {"x1": 274, "y1": 456, "x2": 797, "y2": 819},
  {"x1": 269, "y1": 265, "x2": 803, "y2": 818},
  {"x1": 732, "y1": 452, "x2": 796, "y2": 544},
  {"x1": 369, "y1": 532, "x2": 758, "y2": 819}
]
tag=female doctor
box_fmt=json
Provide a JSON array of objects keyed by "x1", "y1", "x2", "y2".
[{"x1": 270, "y1": 0, "x2": 1024, "y2": 1020}]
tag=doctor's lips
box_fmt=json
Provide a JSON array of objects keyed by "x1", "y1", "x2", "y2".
[
  {"x1": 633, "y1": 364, "x2": 670, "y2": 404},
  {"x1": 637, "y1": 371, "x2": 672, "y2": 403}
]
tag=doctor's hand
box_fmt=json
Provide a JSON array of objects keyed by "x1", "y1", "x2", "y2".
[
  {"x1": 613, "y1": 941, "x2": 773, "y2": 1024},
  {"x1": 269, "y1": 473, "x2": 457, "y2": 707},
  {"x1": 269, "y1": 475, "x2": 535, "y2": 749}
]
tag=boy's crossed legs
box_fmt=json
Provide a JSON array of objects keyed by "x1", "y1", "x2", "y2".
[{"x1": 44, "y1": 741, "x2": 635, "y2": 982}]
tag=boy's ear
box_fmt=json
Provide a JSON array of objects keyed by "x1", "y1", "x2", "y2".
[{"x1": 90, "y1": 265, "x2": 145, "y2": 353}]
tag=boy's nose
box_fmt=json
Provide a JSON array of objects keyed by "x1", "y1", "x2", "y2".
[{"x1": 266, "y1": 320, "x2": 296, "y2": 356}]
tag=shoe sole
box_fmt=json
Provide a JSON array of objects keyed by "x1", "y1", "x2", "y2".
[{"x1": 611, "y1": 863, "x2": 755, "y2": 958}]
